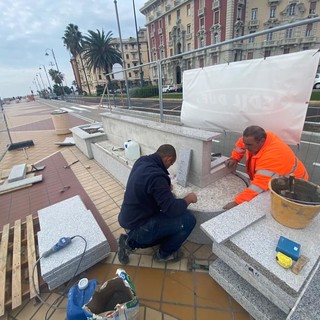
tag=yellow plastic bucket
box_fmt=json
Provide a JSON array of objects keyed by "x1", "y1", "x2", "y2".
[{"x1": 269, "y1": 177, "x2": 320, "y2": 229}]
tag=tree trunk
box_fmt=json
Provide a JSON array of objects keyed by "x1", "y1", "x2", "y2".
[{"x1": 80, "y1": 54, "x2": 91, "y2": 95}]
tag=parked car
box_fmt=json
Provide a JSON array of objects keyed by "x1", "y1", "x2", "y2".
[
  {"x1": 314, "y1": 73, "x2": 320, "y2": 89},
  {"x1": 48, "y1": 93, "x2": 58, "y2": 99},
  {"x1": 162, "y1": 85, "x2": 176, "y2": 93}
]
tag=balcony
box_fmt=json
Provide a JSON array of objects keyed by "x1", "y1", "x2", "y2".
[
  {"x1": 213, "y1": 0, "x2": 220, "y2": 10},
  {"x1": 262, "y1": 40, "x2": 278, "y2": 48},
  {"x1": 268, "y1": 0, "x2": 280, "y2": 3},
  {"x1": 158, "y1": 28, "x2": 162, "y2": 34},
  {"x1": 233, "y1": 43, "x2": 243, "y2": 49},
  {"x1": 279, "y1": 38, "x2": 300, "y2": 46},
  {"x1": 238, "y1": 0, "x2": 245, "y2": 5},
  {"x1": 301, "y1": 36, "x2": 318, "y2": 44},
  {"x1": 209, "y1": 46, "x2": 220, "y2": 53},
  {"x1": 165, "y1": 4, "x2": 171, "y2": 11},
  {"x1": 198, "y1": 7, "x2": 205, "y2": 16},
  {"x1": 186, "y1": 33, "x2": 192, "y2": 40},
  {"x1": 249, "y1": 19, "x2": 259, "y2": 27}
]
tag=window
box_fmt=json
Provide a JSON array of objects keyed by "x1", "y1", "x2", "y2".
[
  {"x1": 125, "y1": 44, "x2": 128, "y2": 49},
  {"x1": 284, "y1": 48, "x2": 290, "y2": 54},
  {"x1": 305, "y1": 24, "x2": 312, "y2": 37},
  {"x1": 187, "y1": 43, "x2": 191, "y2": 51},
  {"x1": 289, "y1": 3, "x2": 296, "y2": 16},
  {"x1": 248, "y1": 31, "x2": 255, "y2": 43},
  {"x1": 177, "y1": 9, "x2": 180, "y2": 20},
  {"x1": 270, "y1": 6, "x2": 276, "y2": 18},
  {"x1": 212, "y1": 54, "x2": 218, "y2": 64},
  {"x1": 160, "y1": 35, "x2": 163, "y2": 45},
  {"x1": 127, "y1": 63, "x2": 130, "y2": 68},
  {"x1": 168, "y1": 14, "x2": 171, "y2": 25},
  {"x1": 128, "y1": 72, "x2": 132, "y2": 77},
  {"x1": 132, "y1": 53, "x2": 136, "y2": 59},
  {"x1": 200, "y1": 37, "x2": 205, "y2": 47},
  {"x1": 159, "y1": 19, "x2": 162, "y2": 28},
  {"x1": 285, "y1": 28, "x2": 293, "y2": 38},
  {"x1": 266, "y1": 29, "x2": 273, "y2": 41},
  {"x1": 98, "y1": 74, "x2": 102, "y2": 80},
  {"x1": 187, "y1": 4, "x2": 191, "y2": 16},
  {"x1": 310, "y1": 1, "x2": 316, "y2": 14},
  {"x1": 126, "y1": 54, "x2": 129, "y2": 59},
  {"x1": 151, "y1": 23, "x2": 155, "y2": 32},
  {"x1": 213, "y1": 32, "x2": 219, "y2": 44},
  {"x1": 200, "y1": 17, "x2": 204, "y2": 29},
  {"x1": 160, "y1": 49, "x2": 165, "y2": 59},
  {"x1": 152, "y1": 38, "x2": 156, "y2": 47},
  {"x1": 214, "y1": 10, "x2": 220, "y2": 24},
  {"x1": 199, "y1": 0, "x2": 204, "y2": 9},
  {"x1": 237, "y1": 6, "x2": 242, "y2": 19},
  {"x1": 251, "y1": 8, "x2": 258, "y2": 20},
  {"x1": 187, "y1": 24, "x2": 191, "y2": 34},
  {"x1": 153, "y1": 52, "x2": 157, "y2": 61},
  {"x1": 264, "y1": 49, "x2": 271, "y2": 57},
  {"x1": 199, "y1": 57, "x2": 204, "y2": 68},
  {"x1": 131, "y1": 44, "x2": 135, "y2": 49},
  {"x1": 169, "y1": 32, "x2": 172, "y2": 41},
  {"x1": 170, "y1": 48, "x2": 173, "y2": 56},
  {"x1": 247, "y1": 52, "x2": 253, "y2": 60}
]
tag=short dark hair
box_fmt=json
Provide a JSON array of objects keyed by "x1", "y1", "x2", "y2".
[
  {"x1": 243, "y1": 126, "x2": 266, "y2": 142},
  {"x1": 156, "y1": 144, "x2": 176, "y2": 159}
]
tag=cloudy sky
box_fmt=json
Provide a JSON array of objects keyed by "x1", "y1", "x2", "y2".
[{"x1": 0, "y1": 0, "x2": 147, "y2": 98}]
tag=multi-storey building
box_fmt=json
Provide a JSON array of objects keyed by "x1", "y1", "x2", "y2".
[
  {"x1": 140, "y1": 0, "x2": 320, "y2": 87},
  {"x1": 75, "y1": 27, "x2": 150, "y2": 94}
]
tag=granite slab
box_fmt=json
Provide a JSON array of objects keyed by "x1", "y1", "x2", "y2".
[
  {"x1": 200, "y1": 192, "x2": 269, "y2": 243},
  {"x1": 0, "y1": 175, "x2": 42, "y2": 192},
  {"x1": 8, "y1": 164, "x2": 27, "y2": 182},
  {"x1": 209, "y1": 258, "x2": 287, "y2": 320},
  {"x1": 176, "y1": 146, "x2": 192, "y2": 187}
]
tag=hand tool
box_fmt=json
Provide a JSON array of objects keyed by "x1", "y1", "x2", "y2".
[
  {"x1": 64, "y1": 160, "x2": 79, "y2": 169},
  {"x1": 42, "y1": 237, "x2": 72, "y2": 257},
  {"x1": 292, "y1": 255, "x2": 309, "y2": 275},
  {"x1": 276, "y1": 252, "x2": 293, "y2": 269},
  {"x1": 187, "y1": 257, "x2": 209, "y2": 271}
]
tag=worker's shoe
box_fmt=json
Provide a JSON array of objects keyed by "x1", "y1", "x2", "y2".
[
  {"x1": 117, "y1": 234, "x2": 132, "y2": 265},
  {"x1": 153, "y1": 249, "x2": 183, "y2": 263}
]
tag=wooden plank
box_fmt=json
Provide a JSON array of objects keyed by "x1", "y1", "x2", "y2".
[
  {"x1": 0, "y1": 224, "x2": 10, "y2": 317},
  {"x1": 26, "y1": 215, "x2": 39, "y2": 299},
  {"x1": 11, "y1": 220, "x2": 21, "y2": 310}
]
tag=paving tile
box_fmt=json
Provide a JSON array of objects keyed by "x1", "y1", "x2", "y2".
[
  {"x1": 196, "y1": 307, "x2": 233, "y2": 320},
  {"x1": 135, "y1": 267, "x2": 165, "y2": 301},
  {"x1": 196, "y1": 272, "x2": 230, "y2": 308},
  {"x1": 145, "y1": 307, "x2": 162, "y2": 320},
  {"x1": 162, "y1": 303, "x2": 195, "y2": 320},
  {"x1": 163, "y1": 271, "x2": 195, "y2": 305}
]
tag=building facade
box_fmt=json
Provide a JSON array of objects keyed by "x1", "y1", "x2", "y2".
[{"x1": 140, "y1": 0, "x2": 320, "y2": 87}]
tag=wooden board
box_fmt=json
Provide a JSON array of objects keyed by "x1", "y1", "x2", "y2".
[{"x1": 0, "y1": 216, "x2": 39, "y2": 316}]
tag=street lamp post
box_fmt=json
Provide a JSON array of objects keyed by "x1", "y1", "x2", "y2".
[
  {"x1": 114, "y1": 0, "x2": 131, "y2": 108},
  {"x1": 37, "y1": 73, "x2": 46, "y2": 91},
  {"x1": 39, "y1": 64, "x2": 52, "y2": 91},
  {"x1": 33, "y1": 79, "x2": 39, "y2": 93},
  {"x1": 35, "y1": 74, "x2": 43, "y2": 91},
  {"x1": 45, "y1": 48, "x2": 65, "y2": 96},
  {"x1": 132, "y1": 0, "x2": 144, "y2": 86}
]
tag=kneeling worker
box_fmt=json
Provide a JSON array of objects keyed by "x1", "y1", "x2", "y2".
[
  {"x1": 223, "y1": 125, "x2": 308, "y2": 210},
  {"x1": 118, "y1": 144, "x2": 197, "y2": 265}
]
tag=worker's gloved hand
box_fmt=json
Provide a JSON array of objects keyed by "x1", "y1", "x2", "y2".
[
  {"x1": 225, "y1": 158, "x2": 238, "y2": 172},
  {"x1": 223, "y1": 201, "x2": 238, "y2": 210},
  {"x1": 184, "y1": 192, "x2": 198, "y2": 205}
]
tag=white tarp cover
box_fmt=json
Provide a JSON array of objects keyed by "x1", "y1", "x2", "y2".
[{"x1": 181, "y1": 49, "x2": 320, "y2": 145}]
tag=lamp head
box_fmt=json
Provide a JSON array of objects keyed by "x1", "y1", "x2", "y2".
[{"x1": 45, "y1": 52, "x2": 49, "y2": 56}]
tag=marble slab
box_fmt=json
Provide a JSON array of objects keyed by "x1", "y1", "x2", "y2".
[
  {"x1": 201, "y1": 192, "x2": 269, "y2": 243},
  {"x1": 176, "y1": 146, "x2": 192, "y2": 187},
  {"x1": 209, "y1": 258, "x2": 287, "y2": 320}
]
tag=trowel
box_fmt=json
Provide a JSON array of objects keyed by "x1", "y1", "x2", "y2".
[{"x1": 280, "y1": 174, "x2": 296, "y2": 200}]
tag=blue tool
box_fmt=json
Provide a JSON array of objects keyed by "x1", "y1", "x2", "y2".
[
  {"x1": 42, "y1": 237, "x2": 72, "y2": 258},
  {"x1": 276, "y1": 236, "x2": 301, "y2": 261}
]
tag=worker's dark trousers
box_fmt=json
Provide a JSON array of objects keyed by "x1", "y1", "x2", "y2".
[{"x1": 126, "y1": 210, "x2": 196, "y2": 257}]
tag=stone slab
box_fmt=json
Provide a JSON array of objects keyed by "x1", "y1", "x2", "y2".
[
  {"x1": 209, "y1": 259, "x2": 287, "y2": 320},
  {"x1": 37, "y1": 196, "x2": 110, "y2": 287},
  {"x1": 0, "y1": 175, "x2": 42, "y2": 193},
  {"x1": 176, "y1": 146, "x2": 192, "y2": 187},
  {"x1": 8, "y1": 164, "x2": 27, "y2": 182},
  {"x1": 290, "y1": 261, "x2": 320, "y2": 320},
  {"x1": 201, "y1": 192, "x2": 269, "y2": 243},
  {"x1": 212, "y1": 242, "x2": 295, "y2": 312},
  {"x1": 227, "y1": 197, "x2": 320, "y2": 294}
]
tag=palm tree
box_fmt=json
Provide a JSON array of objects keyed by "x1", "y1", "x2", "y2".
[
  {"x1": 62, "y1": 23, "x2": 91, "y2": 95},
  {"x1": 82, "y1": 29, "x2": 122, "y2": 84}
]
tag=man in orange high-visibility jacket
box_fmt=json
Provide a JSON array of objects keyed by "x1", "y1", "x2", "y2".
[{"x1": 223, "y1": 125, "x2": 308, "y2": 210}]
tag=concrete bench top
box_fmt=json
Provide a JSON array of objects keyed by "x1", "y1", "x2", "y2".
[{"x1": 101, "y1": 112, "x2": 221, "y2": 141}]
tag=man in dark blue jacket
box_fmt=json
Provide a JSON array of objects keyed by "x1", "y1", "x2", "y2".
[{"x1": 118, "y1": 144, "x2": 197, "y2": 264}]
